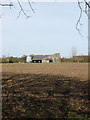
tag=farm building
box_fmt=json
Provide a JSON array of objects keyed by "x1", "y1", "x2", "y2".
[
  {"x1": 26, "y1": 53, "x2": 61, "y2": 63},
  {"x1": 26, "y1": 55, "x2": 31, "y2": 63}
]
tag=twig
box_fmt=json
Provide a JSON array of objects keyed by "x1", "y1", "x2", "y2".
[
  {"x1": 84, "y1": 0, "x2": 90, "y2": 8},
  {"x1": 0, "y1": 3, "x2": 13, "y2": 7},
  {"x1": 17, "y1": 0, "x2": 30, "y2": 19},
  {"x1": 28, "y1": 0, "x2": 35, "y2": 13},
  {"x1": 76, "y1": 0, "x2": 83, "y2": 37}
]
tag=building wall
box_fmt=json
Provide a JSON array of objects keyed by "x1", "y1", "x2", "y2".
[
  {"x1": 26, "y1": 56, "x2": 31, "y2": 63},
  {"x1": 42, "y1": 60, "x2": 49, "y2": 63},
  {"x1": 52, "y1": 53, "x2": 61, "y2": 62}
]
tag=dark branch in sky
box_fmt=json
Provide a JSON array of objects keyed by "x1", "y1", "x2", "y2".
[
  {"x1": 76, "y1": 0, "x2": 84, "y2": 37},
  {"x1": 76, "y1": 0, "x2": 89, "y2": 37},
  {"x1": 0, "y1": 3, "x2": 13, "y2": 7},
  {"x1": 17, "y1": 0, "x2": 30, "y2": 19},
  {"x1": 84, "y1": 0, "x2": 90, "y2": 8},
  {"x1": 0, "y1": 0, "x2": 35, "y2": 19},
  {"x1": 28, "y1": 0, "x2": 35, "y2": 13}
]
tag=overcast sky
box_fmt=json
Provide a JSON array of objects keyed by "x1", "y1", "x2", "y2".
[{"x1": 1, "y1": 2, "x2": 88, "y2": 58}]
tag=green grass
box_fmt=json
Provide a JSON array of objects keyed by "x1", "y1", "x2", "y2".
[
  {"x1": 27, "y1": 112, "x2": 32, "y2": 118},
  {"x1": 57, "y1": 111, "x2": 62, "y2": 118},
  {"x1": 2, "y1": 104, "x2": 5, "y2": 111},
  {"x1": 68, "y1": 113, "x2": 86, "y2": 120}
]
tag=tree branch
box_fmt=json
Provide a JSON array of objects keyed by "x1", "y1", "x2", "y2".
[
  {"x1": 76, "y1": 0, "x2": 89, "y2": 37},
  {"x1": 28, "y1": 0, "x2": 35, "y2": 13},
  {"x1": 17, "y1": 0, "x2": 30, "y2": 19},
  {"x1": 0, "y1": 0, "x2": 35, "y2": 19},
  {"x1": 0, "y1": 3, "x2": 13, "y2": 7},
  {"x1": 84, "y1": 0, "x2": 90, "y2": 8},
  {"x1": 76, "y1": 0, "x2": 83, "y2": 37}
]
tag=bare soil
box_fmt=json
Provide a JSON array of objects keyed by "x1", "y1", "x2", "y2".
[{"x1": 1, "y1": 63, "x2": 89, "y2": 119}]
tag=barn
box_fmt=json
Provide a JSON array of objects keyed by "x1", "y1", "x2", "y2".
[{"x1": 26, "y1": 53, "x2": 61, "y2": 63}]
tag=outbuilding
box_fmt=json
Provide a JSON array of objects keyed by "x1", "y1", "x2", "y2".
[{"x1": 26, "y1": 53, "x2": 61, "y2": 63}]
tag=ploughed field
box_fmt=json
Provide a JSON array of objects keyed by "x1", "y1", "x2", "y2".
[{"x1": 1, "y1": 63, "x2": 89, "y2": 119}]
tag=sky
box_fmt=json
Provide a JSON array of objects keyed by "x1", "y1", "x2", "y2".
[{"x1": 1, "y1": 2, "x2": 88, "y2": 58}]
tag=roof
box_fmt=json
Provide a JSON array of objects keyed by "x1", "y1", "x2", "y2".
[
  {"x1": 32, "y1": 55, "x2": 53, "y2": 60},
  {"x1": 30, "y1": 53, "x2": 61, "y2": 60}
]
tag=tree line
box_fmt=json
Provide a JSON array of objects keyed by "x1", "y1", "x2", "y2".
[
  {"x1": 0, "y1": 55, "x2": 88, "y2": 63},
  {"x1": 0, "y1": 55, "x2": 27, "y2": 63}
]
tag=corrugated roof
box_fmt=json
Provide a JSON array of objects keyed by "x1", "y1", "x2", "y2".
[{"x1": 33, "y1": 55, "x2": 52, "y2": 60}]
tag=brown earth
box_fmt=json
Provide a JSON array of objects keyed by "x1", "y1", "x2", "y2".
[{"x1": 1, "y1": 63, "x2": 90, "y2": 119}]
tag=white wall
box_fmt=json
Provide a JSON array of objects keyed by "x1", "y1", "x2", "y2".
[{"x1": 26, "y1": 56, "x2": 31, "y2": 63}]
